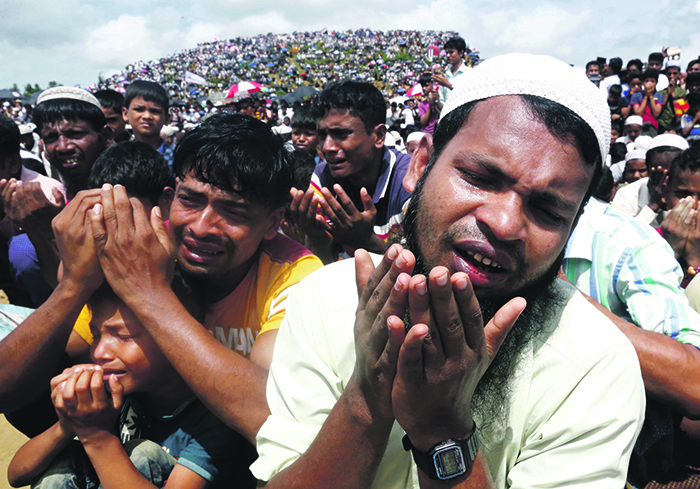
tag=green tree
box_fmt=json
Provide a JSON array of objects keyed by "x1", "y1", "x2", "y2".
[{"x1": 48, "y1": 81, "x2": 59, "y2": 88}]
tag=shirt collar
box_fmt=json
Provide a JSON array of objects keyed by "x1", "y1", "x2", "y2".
[{"x1": 373, "y1": 146, "x2": 397, "y2": 203}]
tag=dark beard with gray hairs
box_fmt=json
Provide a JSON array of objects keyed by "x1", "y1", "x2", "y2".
[
  {"x1": 401, "y1": 192, "x2": 566, "y2": 440},
  {"x1": 61, "y1": 170, "x2": 91, "y2": 199}
]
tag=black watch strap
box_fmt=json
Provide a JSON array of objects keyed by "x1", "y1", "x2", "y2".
[{"x1": 403, "y1": 425, "x2": 479, "y2": 480}]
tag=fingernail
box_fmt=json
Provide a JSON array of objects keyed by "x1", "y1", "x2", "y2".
[
  {"x1": 453, "y1": 275, "x2": 468, "y2": 290},
  {"x1": 394, "y1": 276, "x2": 406, "y2": 292},
  {"x1": 416, "y1": 279, "x2": 428, "y2": 295},
  {"x1": 396, "y1": 252, "x2": 407, "y2": 268},
  {"x1": 101, "y1": 183, "x2": 112, "y2": 191},
  {"x1": 436, "y1": 272, "x2": 448, "y2": 287},
  {"x1": 387, "y1": 245, "x2": 399, "y2": 260},
  {"x1": 93, "y1": 203, "x2": 102, "y2": 215}
]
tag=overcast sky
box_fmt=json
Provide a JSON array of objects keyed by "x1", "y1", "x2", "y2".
[{"x1": 3, "y1": 0, "x2": 700, "y2": 90}]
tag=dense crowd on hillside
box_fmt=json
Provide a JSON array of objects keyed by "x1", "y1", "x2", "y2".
[{"x1": 90, "y1": 29, "x2": 479, "y2": 102}]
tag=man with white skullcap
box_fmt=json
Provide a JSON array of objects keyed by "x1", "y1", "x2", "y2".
[
  {"x1": 613, "y1": 133, "x2": 690, "y2": 227},
  {"x1": 0, "y1": 86, "x2": 107, "y2": 304},
  {"x1": 252, "y1": 54, "x2": 644, "y2": 488}
]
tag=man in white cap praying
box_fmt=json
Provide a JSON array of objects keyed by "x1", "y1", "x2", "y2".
[
  {"x1": 612, "y1": 133, "x2": 690, "y2": 227},
  {"x1": 251, "y1": 53, "x2": 645, "y2": 488}
]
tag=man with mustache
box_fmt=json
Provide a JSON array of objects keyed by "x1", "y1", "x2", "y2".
[
  {"x1": 0, "y1": 87, "x2": 107, "y2": 303},
  {"x1": 251, "y1": 54, "x2": 645, "y2": 488}
]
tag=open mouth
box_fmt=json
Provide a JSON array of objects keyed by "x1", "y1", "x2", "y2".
[
  {"x1": 463, "y1": 250, "x2": 503, "y2": 271},
  {"x1": 59, "y1": 156, "x2": 81, "y2": 169},
  {"x1": 182, "y1": 239, "x2": 226, "y2": 264}
]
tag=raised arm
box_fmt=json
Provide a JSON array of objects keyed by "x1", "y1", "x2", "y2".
[
  {"x1": 0, "y1": 189, "x2": 102, "y2": 412},
  {"x1": 88, "y1": 184, "x2": 268, "y2": 442}
]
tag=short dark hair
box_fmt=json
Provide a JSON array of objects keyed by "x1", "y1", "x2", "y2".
[
  {"x1": 315, "y1": 80, "x2": 385, "y2": 133},
  {"x1": 425, "y1": 95, "x2": 602, "y2": 205},
  {"x1": 419, "y1": 72, "x2": 433, "y2": 88},
  {"x1": 610, "y1": 142, "x2": 627, "y2": 163},
  {"x1": 609, "y1": 57, "x2": 623, "y2": 74},
  {"x1": 586, "y1": 61, "x2": 600, "y2": 72},
  {"x1": 687, "y1": 72, "x2": 700, "y2": 88},
  {"x1": 648, "y1": 52, "x2": 664, "y2": 64},
  {"x1": 444, "y1": 36, "x2": 466, "y2": 53},
  {"x1": 0, "y1": 115, "x2": 20, "y2": 158},
  {"x1": 124, "y1": 80, "x2": 169, "y2": 111},
  {"x1": 173, "y1": 112, "x2": 293, "y2": 209},
  {"x1": 93, "y1": 89, "x2": 125, "y2": 112},
  {"x1": 87, "y1": 140, "x2": 175, "y2": 206},
  {"x1": 33, "y1": 98, "x2": 106, "y2": 134},
  {"x1": 609, "y1": 84, "x2": 622, "y2": 98},
  {"x1": 687, "y1": 59, "x2": 700, "y2": 72},
  {"x1": 291, "y1": 105, "x2": 318, "y2": 131},
  {"x1": 611, "y1": 119, "x2": 624, "y2": 135},
  {"x1": 642, "y1": 68, "x2": 659, "y2": 82},
  {"x1": 291, "y1": 149, "x2": 317, "y2": 192},
  {"x1": 668, "y1": 146, "x2": 700, "y2": 184},
  {"x1": 627, "y1": 59, "x2": 643, "y2": 72}
]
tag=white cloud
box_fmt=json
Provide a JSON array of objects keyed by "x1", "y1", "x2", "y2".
[{"x1": 83, "y1": 15, "x2": 163, "y2": 66}]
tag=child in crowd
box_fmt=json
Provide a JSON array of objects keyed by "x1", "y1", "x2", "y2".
[
  {"x1": 122, "y1": 81, "x2": 174, "y2": 170},
  {"x1": 290, "y1": 105, "x2": 320, "y2": 162},
  {"x1": 681, "y1": 92, "x2": 700, "y2": 140},
  {"x1": 8, "y1": 283, "x2": 255, "y2": 489}
]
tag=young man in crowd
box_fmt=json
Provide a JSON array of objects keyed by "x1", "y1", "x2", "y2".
[
  {"x1": 94, "y1": 89, "x2": 130, "y2": 145},
  {"x1": 432, "y1": 36, "x2": 470, "y2": 103},
  {"x1": 613, "y1": 134, "x2": 689, "y2": 227},
  {"x1": 658, "y1": 61, "x2": 686, "y2": 129},
  {"x1": 289, "y1": 80, "x2": 412, "y2": 263},
  {"x1": 252, "y1": 53, "x2": 644, "y2": 489},
  {"x1": 122, "y1": 80, "x2": 174, "y2": 170},
  {"x1": 0, "y1": 114, "x2": 322, "y2": 450},
  {"x1": 631, "y1": 68, "x2": 664, "y2": 129}
]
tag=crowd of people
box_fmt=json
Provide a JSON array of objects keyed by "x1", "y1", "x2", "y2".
[
  {"x1": 1, "y1": 32, "x2": 700, "y2": 489},
  {"x1": 89, "y1": 29, "x2": 478, "y2": 105}
]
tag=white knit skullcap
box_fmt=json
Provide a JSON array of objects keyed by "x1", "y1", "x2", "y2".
[
  {"x1": 407, "y1": 132, "x2": 427, "y2": 143},
  {"x1": 37, "y1": 86, "x2": 101, "y2": 109},
  {"x1": 625, "y1": 115, "x2": 643, "y2": 126},
  {"x1": 441, "y1": 53, "x2": 611, "y2": 165},
  {"x1": 625, "y1": 149, "x2": 646, "y2": 162},
  {"x1": 647, "y1": 134, "x2": 689, "y2": 152},
  {"x1": 634, "y1": 135, "x2": 653, "y2": 151}
]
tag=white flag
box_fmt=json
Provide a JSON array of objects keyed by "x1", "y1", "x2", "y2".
[{"x1": 185, "y1": 71, "x2": 207, "y2": 85}]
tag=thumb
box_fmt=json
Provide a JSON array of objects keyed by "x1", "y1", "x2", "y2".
[
  {"x1": 52, "y1": 186, "x2": 66, "y2": 208},
  {"x1": 355, "y1": 248, "x2": 376, "y2": 297},
  {"x1": 484, "y1": 297, "x2": 526, "y2": 362},
  {"x1": 109, "y1": 375, "x2": 124, "y2": 410},
  {"x1": 151, "y1": 206, "x2": 173, "y2": 255}
]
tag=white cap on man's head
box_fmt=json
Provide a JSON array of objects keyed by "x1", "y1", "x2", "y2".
[
  {"x1": 634, "y1": 135, "x2": 653, "y2": 151},
  {"x1": 441, "y1": 53, "x2": 611, "y2": 164},
  {"x1": 625, "y1": 115, "x2": 643, "y2": 126},
  {"x1": 36, "y1": 86, "x2": 101, "y2": 109},
  {"x1": 406, "y1": 132, "x2": 427, "y2": 143},
  {"x1": 625, "y1": 149, "x2": 646, "y2": 162},
  {"x1": 647, "y1": 133, "x2": 689, "y2": 152}
]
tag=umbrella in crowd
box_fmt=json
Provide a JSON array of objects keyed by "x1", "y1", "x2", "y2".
[
  {"x1": 226, "y1": 81, "x2": 263, "y2": 98},
  {"x1": 406, "y1": 84, "x2": 423, "y2": 97}
]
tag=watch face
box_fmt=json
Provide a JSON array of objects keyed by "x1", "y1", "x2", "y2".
[{"x1": 434, "y1": 446, "x2": 465, "y2": 479}]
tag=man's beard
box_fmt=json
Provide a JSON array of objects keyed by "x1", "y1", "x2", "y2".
[
  {"x1": 61, "y1": 170, "x2": 90, "y2": 199},
  {"x1": 401, "y1": 192, "x2": 565, "y2": 439}
]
